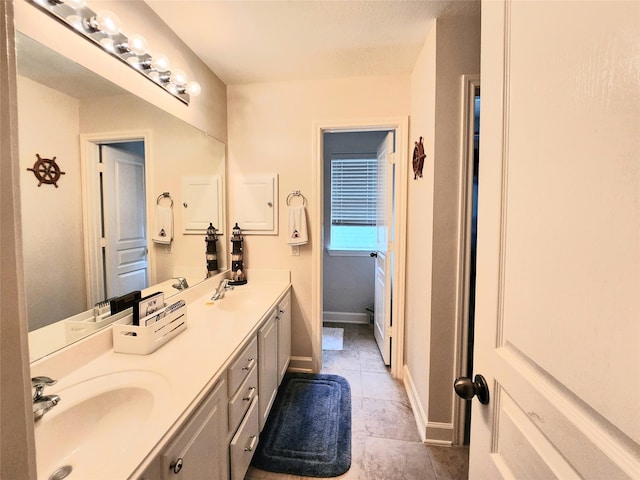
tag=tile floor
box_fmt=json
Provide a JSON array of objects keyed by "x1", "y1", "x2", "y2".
[{"x1": 245, "y1": 323, "x2": 469, "y2": 480}]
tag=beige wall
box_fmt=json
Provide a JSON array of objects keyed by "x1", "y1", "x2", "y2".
[
  {"x1": 17, "y1": 76, "x2": 87, "y2": 330},
  {"x1": 406, "y1": 16, "x2": 481, "y2": 443},
  {"x1": 406, "y1": 19, "x2": 438, "y2": 436},
  {"x1": 227, "y1": 76, "x2": 410, "y2": 369}
]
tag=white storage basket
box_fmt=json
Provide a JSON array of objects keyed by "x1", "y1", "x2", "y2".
[{"x1": 112, "y1": 303, "x2": 187, "y2": 355}]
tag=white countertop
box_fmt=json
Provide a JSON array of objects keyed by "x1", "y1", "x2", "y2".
[{"x1": 30, "y1": 270, "x2": 291, "y2": 480}]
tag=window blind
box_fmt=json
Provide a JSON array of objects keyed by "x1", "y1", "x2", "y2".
[{"x1": 330, "y1": 158, "x2": 378, "y2": 226}]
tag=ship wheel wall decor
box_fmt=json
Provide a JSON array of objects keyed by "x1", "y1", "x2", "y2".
[{"x1": 27, "y1": 154, "x2": 66, "y2": 187}]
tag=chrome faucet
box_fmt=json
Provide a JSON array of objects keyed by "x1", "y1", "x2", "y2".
[
  {"x1": 211, "y1": 278, "x2": 234, "y2": 301},
  {"x1": 172, "y1": 277, "x2": 189, "y2": 290},
  {"x1": 32, "y1": 376, "x2": 60, "y2": 421}
]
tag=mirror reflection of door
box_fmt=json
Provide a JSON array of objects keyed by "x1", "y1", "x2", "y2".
[{"x1": 100, "y1": 142, "x2": 149, "y2": 299}]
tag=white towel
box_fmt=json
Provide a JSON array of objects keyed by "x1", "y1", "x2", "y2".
[
  {"x1": 152, "y1": 205, "x2": 173, "y2": 244},
  {"x1": 287, "y1": 205, "x2": 308, "y2": 245}
]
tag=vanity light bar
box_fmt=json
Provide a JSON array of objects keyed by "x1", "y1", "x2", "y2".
[{"x1": 30, "y1": 0, "x2": 201, "y2": 105}]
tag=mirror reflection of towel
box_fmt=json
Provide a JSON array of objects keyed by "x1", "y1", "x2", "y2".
[
  {"x1": 152, "y1": 206, "x2": 173, "y2": 244},
  {"x1": 288, "y1": 205, "x2": 308, "y2": 245}
]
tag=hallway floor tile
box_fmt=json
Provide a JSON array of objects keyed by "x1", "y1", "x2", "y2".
[{"x1": 245, "y1": 323, "x2": 469, "y2": 480}]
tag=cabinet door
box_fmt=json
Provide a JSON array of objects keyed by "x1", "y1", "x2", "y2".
[
  {"x1": 234, "y1": 174, "x2": 278, "y2": 234},
  {"x1": 181, "y1": 175, "x2": 223, "y2": 234},
  {"x1": 161, "y1": 379, "x2": 229, "y2": 480},
  {"x1": 258, "y1": 309, "x2": 278, "y2": 431},
  {"x1": 276, "y1": 291, "x2": 291, "y2": 385}
]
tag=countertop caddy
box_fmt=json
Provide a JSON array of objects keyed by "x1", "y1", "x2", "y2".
[
  {"x1": 112, "y1": 299, "x2": 188, "y2": 355},
  {"x1": 29, "y1": 269, "x2": 291, "y2": 480}
]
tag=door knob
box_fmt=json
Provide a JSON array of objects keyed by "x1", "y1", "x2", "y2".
[
  {"x1": 454, "y1": 374, "x2": 490, "y2": 404},
  {"x1": 370, "y1": 252, "x2": 378, "y2": 258}
]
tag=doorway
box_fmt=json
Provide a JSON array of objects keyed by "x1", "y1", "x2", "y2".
[
  {"x1": 321, "y1": 130, "x2": 389, "y2": 363},
  {"x1": 99, "y1": 141, "x2": 149, "y2": 300},
  {"x1": 81, "y1": 132, "x2": 152, "y2": 307},
  {"x1": 313, "y1": 117, "x2": 409, "y2": 379},
  {"x1": 455, "y1": 75, "x2": 480, "y2": 444}
]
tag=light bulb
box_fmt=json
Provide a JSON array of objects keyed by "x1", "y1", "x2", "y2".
[
  {"x1": 170, "y1": 69, "x2": 187, "y2": 86},
  {"x1": 65, "y1": 0, "x2": 87, "y2": 8},
  {"x1": 126, "y1": 56, "x2": 140, "y2": 68},
  {"x1": 150, "y1": 54, "x2": 170, "y2": 72},
  {"x1": 94, "y1": 10, "x2": 121, "y2": 35},
  {"x1": 186, "y1": 81, "x2": 201, "y2": 96},
  {"x1": 167, "y1": 83, "x2": 178, "y2": 94},
  {"x1": 127, "y1": 34, "x2": 148, "y2": 56},
  {"x1": 99, "y1": 37, "x2": 115, "y2": 52},
  {"x1": 66, "y1": 14, "x2": 83, "y2": 30}
]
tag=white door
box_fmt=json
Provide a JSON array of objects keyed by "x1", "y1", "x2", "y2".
[
  {"x1": 467, "y1": 2, "x2": 640, "y2": 478},
  {"x1": 373, "y1": 132, "x2": 394, "y2": 365},
  {"x1": 102, "y1": 143, "x2": 149, "y2": 298}
]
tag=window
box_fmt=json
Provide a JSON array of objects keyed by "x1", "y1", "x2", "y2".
[{"x1": 329, "y1": 156, "x2": 377, "y2": 251}]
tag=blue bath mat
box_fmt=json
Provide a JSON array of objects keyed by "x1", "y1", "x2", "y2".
[{"x1": 251, "y1": 373, "x2": 351, "y2": 477}]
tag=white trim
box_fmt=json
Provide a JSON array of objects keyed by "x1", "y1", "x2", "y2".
[
  {"x1": 452, "y1": 74, "x2": 481, "y2": 446},
  {"x1": 313, "y1": 117, "x2": 409, "y2": 379},
  {"x1": 288, "y1": 356, "x2": 314, "y2": 373},
  {"x1": 323, "y1": 311, "x2": 369, "y2": 324},
  {"x1": 80, "y1": 131, "x2": 154, "y2": 305},
  {"x1": 426, "y1": 422, "x2": 455, "y2": 445},
  {"x1": 403, "y1": 365, "x2": 428, "y2": 442}
]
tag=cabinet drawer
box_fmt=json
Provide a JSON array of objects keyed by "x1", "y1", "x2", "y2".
[
  {"x1": 228, "y1": 364, "x2": 258, "y2": 433},
  {"x1": 229, "y1": 396, "x2": 259, "y2": 480},
  {"x1": 228, "y1": 336, "x2": 258, "y2": 396}
]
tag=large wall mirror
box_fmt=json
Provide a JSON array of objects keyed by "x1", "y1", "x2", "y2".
[{"x1": 17, "y1": 32, "x2": 227, "y2": 361}]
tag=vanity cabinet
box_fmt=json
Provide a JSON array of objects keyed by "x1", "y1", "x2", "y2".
[
  {"x1": 156, "y1": 378, "x2": 228, "y2": 480},
  {"x1": 258, "y1": 309, "x2": 279, "y2": 431},
  {"x1": 276, "y1": 291, "x2": 291, "y2": 385},
  {"x1": 136, "y1": 286, "x2": 292, "y2": 480}
]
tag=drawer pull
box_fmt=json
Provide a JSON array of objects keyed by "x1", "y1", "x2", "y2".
[
  {"x1": 243, "y1": 387, "x2": 256, "y2": 402},
  {"x1": 244, "y1": 435, "x2": 258, "y2": 452},
  {"x1": 170, "y1": 457, "x2": 184, "y2": 474},
  {"x1": 242, "y1": 358, "x2": 256, "y2": 371}
]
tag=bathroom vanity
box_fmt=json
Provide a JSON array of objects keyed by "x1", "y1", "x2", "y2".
[{"x1": 30, "y1": 270, "x2": 291, "y2": 480}]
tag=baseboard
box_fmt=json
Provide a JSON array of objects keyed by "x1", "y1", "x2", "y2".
[
  {"x1": 403, "y1": 365, "x2": 454, "y2": 445},
  {"x1": 425, "y1": 422, "x2": 454, "y2": 445},
  {"x1": 288, "y1": 355, "x2": 314, "y2": 373},
  {"x1": 403, "y1": 365, "x2": 428, "y2": 442},
  {"x1": 323, "y1": 311, "x2": 369, "y2": 324}
]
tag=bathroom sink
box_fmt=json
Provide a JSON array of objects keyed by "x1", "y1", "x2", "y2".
[
  {"x1": 209, "y1": 286, "x2": 257, "y2": 311},
  {"x1": 34, "y1": 370, "x2": 171, "y2": 480}
]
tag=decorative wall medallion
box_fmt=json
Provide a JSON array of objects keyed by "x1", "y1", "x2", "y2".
[{"x1": 27, "y1": 154, "x2": 66, "y2": 187}]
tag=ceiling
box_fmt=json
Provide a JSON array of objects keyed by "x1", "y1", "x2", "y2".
[{"x1": 146, "y1": 0, "x2": 480, "y2": 86}]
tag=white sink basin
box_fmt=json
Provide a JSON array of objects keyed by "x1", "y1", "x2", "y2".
[
  {"x1": 208, "y1": 286, "x2": 257, "y2": 311},
  {"x1": 35, "y1": 370, "x2": 171, "y2": 480}
]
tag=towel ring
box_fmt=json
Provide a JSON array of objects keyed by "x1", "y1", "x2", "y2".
[
  {"x1": 157, "y1": 192, "x2": 174, "y2": 208},
  {"x1": 286, "y1": 190, "x2": 307, "y2": 206}
]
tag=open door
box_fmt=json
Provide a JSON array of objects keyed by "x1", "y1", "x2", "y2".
[
  {"x1": 464, "y1": 2, "x2": 640, "y2": 478},
  {"x1": 101, "y1": 143, "x2": 149, "y2": 298},
  {"x1": 373, "y1": 132, "x2": 394, "y2": 366}
]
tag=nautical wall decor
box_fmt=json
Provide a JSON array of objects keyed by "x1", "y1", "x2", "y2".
[
  {"x1": 27, "y1": 153, "x2": 66, "y2": 187},
  {"x1": 412, "y1": 137, "x2": 426, "y2": 180}
]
